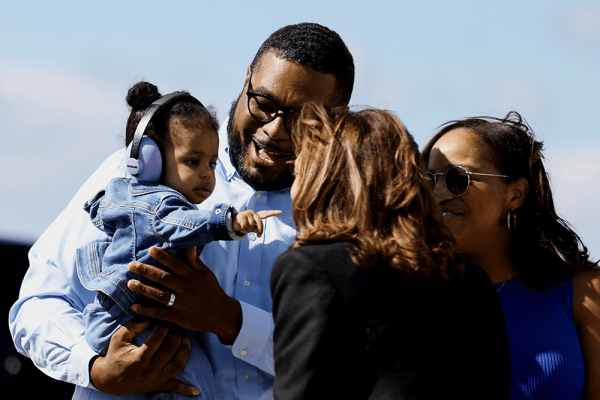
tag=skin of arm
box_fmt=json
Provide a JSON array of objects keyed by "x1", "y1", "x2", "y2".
[{"x1": 573, "y1": 270, "x2": 600, "y2": 399}]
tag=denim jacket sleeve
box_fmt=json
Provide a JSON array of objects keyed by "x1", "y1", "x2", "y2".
[
  {"x1": 83, "y1": 189, "x2": 116, "y2": 236},
  {"x1": 153, "y1": 195, "x2": 242, "y2": 250}
]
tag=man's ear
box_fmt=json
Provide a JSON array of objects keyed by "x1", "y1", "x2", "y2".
[
  {"x1": 509, "y1": 177, "x2": 529, "y2": 210},
  {"x1": 239, "y1": 65, "x2": 251, "y2": 96}
]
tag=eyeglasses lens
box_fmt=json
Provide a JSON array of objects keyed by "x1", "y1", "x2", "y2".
[
  {"x1": 248, "y1": 96, "x2": 277, "y2": 122},
  {"x1": 445, "y1": 166, "x2": 470, "y2": 196},
  {"x1": 248, "y1": 95, "x2": 296, "y2": 134}
]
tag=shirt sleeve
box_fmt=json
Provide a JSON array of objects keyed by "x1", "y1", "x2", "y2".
[
  {"x1": 8, "y1": 149, "x2": 128, "y2": 388},
  {"x1": 230, "y1": 301, "x2": 274, "y2": 375}
]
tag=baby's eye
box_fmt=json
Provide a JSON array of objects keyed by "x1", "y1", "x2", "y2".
[
  {"x1": 186, "y1": 159, "x2": 199, "y2": 166},
  {"x1": 209, "y1": 161, "x2": 218, "y2": 169}
]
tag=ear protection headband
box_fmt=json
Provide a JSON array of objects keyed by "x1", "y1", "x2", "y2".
[{"x1": 126, "y1": 92, "x2": 204, "y2": 182}]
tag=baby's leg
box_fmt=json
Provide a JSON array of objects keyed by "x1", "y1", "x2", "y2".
[
  {"x1": 84, "y1": 294, "x2": 218, "y2": 399},
  {"x1": 83, "y1": 293, "x2": 133, "y2": 355},
  {"x1": 132, "y1": 328, "x2": 219, "y2": 400}
]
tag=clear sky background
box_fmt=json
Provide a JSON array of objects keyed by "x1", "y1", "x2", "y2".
[{"x1": 1, "y1": 0, "x2": 599, "y2": 259}]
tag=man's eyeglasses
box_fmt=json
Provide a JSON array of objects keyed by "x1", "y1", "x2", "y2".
[
  {"x1": 428, "y1": 166, "x2": 510, "y2": 197},
  {"x1": 246, "y1": 69, "x2": 300, "y2": 134}
]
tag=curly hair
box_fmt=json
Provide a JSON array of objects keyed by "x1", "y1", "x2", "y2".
[
  {"x1": 422, "y1": 111, "x2": 598, "y2": 289},
  {"x1": 291, "y1": 103, "x2": 462, "y2": 281},
  {"x1": 251, "y1": 23, "x2": 354, "y2": 105},
  {"x1": 124, "y1": 81, "x2": 219, "y2": 149}
]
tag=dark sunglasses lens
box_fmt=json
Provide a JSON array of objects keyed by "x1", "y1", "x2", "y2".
[
  {"x1": 445, "y1": 167, "x2": 469, "y2": 196},
  {"x1": 248, "y1": 95, "x2": 277, "y2": 122}
]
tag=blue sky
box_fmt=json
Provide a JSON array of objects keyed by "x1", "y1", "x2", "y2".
[{"x1": 1, "y1": 0, "x2": 599, "y2": 258}]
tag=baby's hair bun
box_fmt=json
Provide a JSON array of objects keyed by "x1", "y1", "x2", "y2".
[{"x1": 126, "y1": 81, "x2": 162, "y2": 110}]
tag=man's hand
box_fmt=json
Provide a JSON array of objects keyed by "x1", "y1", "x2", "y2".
[
  {"x1": 127, "y1": 246, "x2": 243, "y2": 343},
  {"x1": 90, "y1": 320, "x2": 199, "y2": 396}
]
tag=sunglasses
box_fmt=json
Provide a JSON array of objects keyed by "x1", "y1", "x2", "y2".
[{"x1": 428, "y1": 166, "x2": 510, "y2": 197}]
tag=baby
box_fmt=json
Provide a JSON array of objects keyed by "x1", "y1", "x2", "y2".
[{"x1": 76, "y1": 81, "x2": 280, "y2": 400}]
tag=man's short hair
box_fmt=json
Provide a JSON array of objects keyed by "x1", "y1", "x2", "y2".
[{"x1": 251, "y1": 22, "x2": 355, "y2": 105}]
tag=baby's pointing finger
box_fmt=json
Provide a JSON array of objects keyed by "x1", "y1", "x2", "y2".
[
  {"x1": 254, "y1": 213, "x2": 264, "y2": 237},
  {"x1": 258, "y1": 210, "x2": 282, "y2": 219}
]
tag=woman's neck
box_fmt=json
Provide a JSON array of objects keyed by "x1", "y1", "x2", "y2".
[{"x1": 462, "y1": 248, "x2": 517, "y2": 284}]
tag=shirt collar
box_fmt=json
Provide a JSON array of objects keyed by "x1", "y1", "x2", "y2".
[{"x1": 218, "y1": 118, "x2": 238, "y2": 182}]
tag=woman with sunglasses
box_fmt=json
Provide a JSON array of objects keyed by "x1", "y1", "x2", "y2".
[
  {"x1": 270, "y1": 103, "x2": 511, "y2": 399},
  {"x1": 423, "y1": 111, "x2": 600, "y2": 399}
]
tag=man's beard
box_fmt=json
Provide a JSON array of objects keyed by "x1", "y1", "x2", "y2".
[{"x1": 227, "y1": 97, "x2": 294, "y2": 192}]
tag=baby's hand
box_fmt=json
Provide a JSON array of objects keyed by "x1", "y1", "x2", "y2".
[{"x1": 233, "y1": 210, "x2": 283, "y2": 237}]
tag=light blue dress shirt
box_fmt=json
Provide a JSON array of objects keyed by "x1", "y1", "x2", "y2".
[{"x1": 9, "y1": 120, "x2": 296, "y2": 400}]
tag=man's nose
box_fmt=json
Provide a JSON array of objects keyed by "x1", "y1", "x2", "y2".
[{"x1": 262, "y1": 113, "x2": 290, "y2": 141}]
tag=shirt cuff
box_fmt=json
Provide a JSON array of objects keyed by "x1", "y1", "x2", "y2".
[
  {"x1": 231, "y1": 301, "x2": 273, "y2": 362},
  {"x1": 68, "y1": 340, "x2": 99, "y2": 389}
]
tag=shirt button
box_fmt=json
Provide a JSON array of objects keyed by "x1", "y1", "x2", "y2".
[
  {"x1": 215, "y1": 209, "x2": 221, "y2": 214},
  {"x1": 248, "y1": 233, "x2": 256, "y2": 241},
  {"x1": 78, "y1": 375, "x2": 83, "y2": 383},
  {"x1": 244, "y1": 373, "x2": 250, "y2": 380},
  {"x1": 256, "y1": 193, "x2": 261, "y2": 199},
  {"x1": 244, "y1": 280, "x2": 250, "y2": 287},
  {"x1": 241, "y1": 350, "x2": 247, "y2": 356}
]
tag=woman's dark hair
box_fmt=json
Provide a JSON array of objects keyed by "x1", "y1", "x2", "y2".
[
  {"x1": 292, "y1": 103, "x2": 462, "y2": 281},
  {"x1": 124, "y1": 81, "x2": 219, "y2": 149},
  {"x1": 422, "y1": 111, "x2": 598, "y2": 289}
]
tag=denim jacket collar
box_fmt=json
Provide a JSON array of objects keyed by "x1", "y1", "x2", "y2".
[{"x1": 128, "y1": 179, "x2": 188, "y2": 202}]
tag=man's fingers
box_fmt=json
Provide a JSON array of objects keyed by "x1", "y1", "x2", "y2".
[
  {"x1": 158, "y1": 379, "x2": 200, "y2": 397},
  {"x1": 152, "y1": 329, "x2": 183, "y2": 367},
  {"x1": 161, "y1": 336, "x2": 191, "y2": 378},
  {"x1": 129, "y1": 260, "x2": 178, "y2": 287},
  {"x1": 115, "y1": 319, "x2": 152, "y2": 343},
  {"x1": 148, "y1": 246, "x2": 191, "y2": 278},
  {"x1": 138, "y1": 323, "x2": 171, "y2": 357},
  {"x1": 128, "y1": 279, "x2": 173, "y2": 305},
  {"x1": 185, "y1": 247, "x2": 198, "y2": 269},
  {"x1": 258, "y1": 210, "x2": 282, "y2": 219},
  {"x1": 130, "y1": 303, "x2": 164, "y2": 320},
  {"x1": 185, "y1": 246, "x2": 210, "y2": 272}
]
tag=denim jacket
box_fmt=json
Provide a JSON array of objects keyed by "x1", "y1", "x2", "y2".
[{"x1": 76, "y1": 177, "x2": 239, "y2": 320}]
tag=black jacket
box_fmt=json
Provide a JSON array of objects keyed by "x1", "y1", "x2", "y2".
[{"x1": 271, "y1": 242, "x2": 510, "y2": 400}]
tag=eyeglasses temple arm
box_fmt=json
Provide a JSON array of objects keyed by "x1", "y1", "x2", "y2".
[{"x1": 468, "y1": 172, "x2": 510, "y2": 178}]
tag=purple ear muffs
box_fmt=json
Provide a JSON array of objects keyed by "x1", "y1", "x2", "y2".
[
  {"x1": 127, "y1": 137, "x2": 162, "y2": 182},
  {"x1": 126, "y1": 92, "x2": 204, "y2": 183}
]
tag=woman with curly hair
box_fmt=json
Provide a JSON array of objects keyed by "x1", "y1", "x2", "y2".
[
  {"x1": 423, "y1": 111, "x2": 600, "y2": 399},
  {"x1": 270, "y1": 103, "x2": 511, "y2": 399}
]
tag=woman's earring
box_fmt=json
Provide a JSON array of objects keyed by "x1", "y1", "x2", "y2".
[{"x1": 507, "y1": 209, "x2": 516, "y2": 230}]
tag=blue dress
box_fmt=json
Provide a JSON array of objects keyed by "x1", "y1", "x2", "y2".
[{"x1": 494, "y1": 276, "x2": 584, "y2": 399}]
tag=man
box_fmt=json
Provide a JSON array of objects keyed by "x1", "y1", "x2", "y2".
[{"x1": 9, "y1": 22, "x2": 354, "y2": 399}]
